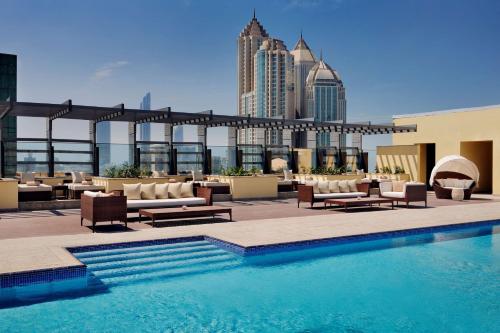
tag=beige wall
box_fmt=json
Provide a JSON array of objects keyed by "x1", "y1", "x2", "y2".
[
  {"x1": 0, "y1": 179, "x2": 19, "y2": 210},
  {"x1": 392, "y1": 105, "x2": 500, "y2": 194},
  {"x1": 376, "y1": 145, "x2": 419, "y2": 181}
]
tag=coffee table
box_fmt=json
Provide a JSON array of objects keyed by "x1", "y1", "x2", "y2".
[
  {"x1": 138, "y1": 206, "x2": 232, "y2": 227},
  {"x1": 324, "y1": 197, "x2": 394, "y2": 212}
]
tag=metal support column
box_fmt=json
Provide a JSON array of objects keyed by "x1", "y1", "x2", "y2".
[
  {"x1": 228, "y1": 127, "x2": 238, "y2": 169},
  {"x1": 46, "y1": 118, "x2": 54, "y2": 177},
  {"x1": 165, "y1": 124, "x2": 177, "y2": 175},
  {"x1": 197, "y1": 125, "x2": 209, "y2": 174},
  {"x1": 128, "y1": 121, "x2": 138, "y2": 168}
]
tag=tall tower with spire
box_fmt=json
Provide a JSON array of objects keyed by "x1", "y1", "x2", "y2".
[
  {"x1": 237, "y1": 11, "x2": 268, "y2": 116},
  {"x1": 290, "y1": 33, "x2": 317, "y2": 119}
]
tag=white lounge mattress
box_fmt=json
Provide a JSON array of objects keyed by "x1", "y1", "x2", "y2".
[{"x1": 314, "y1": 192, "x2": 367, "y2": 199}]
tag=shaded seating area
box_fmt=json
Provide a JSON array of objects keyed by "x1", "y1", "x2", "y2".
[
  {"x1": 17, "y1": 172, "x2": 52, "y2": 202},
  {"x1": 379, "y1": 181, "x2": 427, "y2": 207},
  {"x1": 430, "y1": 155, "x2": 479, "y2": 200},
  {"x1": 67, "y1": 172, "x2": 104, "y2": 199}
]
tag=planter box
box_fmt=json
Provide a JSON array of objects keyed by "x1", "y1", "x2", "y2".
[
  {"x1": 293, "y1": 174, "x2": 365, "y2": 182},
  {"x1": 226, "y1": 176, "x2": 278, "y2": 200},
  {"x1": 0, "y1": 178, "x2": 19, "y2": 210},
  {"x1": 92, "y1": 176, "x2": 187, "y2": 192},
  {"x1": 367, "y1": 173, "x2": 411, "y2": 181}
]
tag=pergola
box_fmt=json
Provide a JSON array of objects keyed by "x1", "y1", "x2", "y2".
[{"x1": 0, "y1": 100, "x2": 416, "y2": 176}]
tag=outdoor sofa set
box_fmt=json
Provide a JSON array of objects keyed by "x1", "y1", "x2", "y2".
[{"x1": 81, "y1": 181, "x2": 213, "y2": 232}]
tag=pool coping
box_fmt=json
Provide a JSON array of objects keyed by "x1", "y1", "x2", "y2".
[{"x1": 2, "y1": 218, "x2": 498, "y2": 289}]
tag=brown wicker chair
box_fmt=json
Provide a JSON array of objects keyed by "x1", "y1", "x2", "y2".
[
  {"x1": 80, "y1": 193, "x2": 127, "y2": 232},
  {"x1": 432, "y1": 171, "x2": 475, "y2": 200}
]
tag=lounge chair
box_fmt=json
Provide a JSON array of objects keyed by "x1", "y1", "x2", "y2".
[
  {"x1": 67, "y1": 172, "x2": 105, "y2": 199},
  {"x1": 297, "y1": 180, "x2": 369, "y2": 208},
  {"x1": 80, "y1": 191, "x2": 127, "y2": 232},
  {"x1": 379, "y1": 181, "x2": 427, "y2": 207},
  {"x1": 17, "y1": 172, "x2": 52, "y2": 201}
]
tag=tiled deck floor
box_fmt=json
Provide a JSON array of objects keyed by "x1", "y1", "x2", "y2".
[{"x1": 1, "y1": 193, "x2": 499, "y2": 275}]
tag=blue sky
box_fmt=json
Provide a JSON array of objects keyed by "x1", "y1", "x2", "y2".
[{"x1": 2, "y1": 0, "x2": 500, "y2": 149}]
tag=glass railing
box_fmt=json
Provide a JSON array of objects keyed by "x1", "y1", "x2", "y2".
[
  {"x1": 207, "y1": 146, "x2": 237, "y2": 174},
  {"x1": 174, "y1": 143, "x2": 203, "y2": 173},
  {"x1": 138, "y1": 142, "x2": 170, "y2": 174},
  {"x1": 96, "y1": 143, "x2": 134, "y2": 176}
]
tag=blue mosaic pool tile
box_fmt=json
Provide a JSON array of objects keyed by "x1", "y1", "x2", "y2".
[
  {"x1": 0, "y1": 265, "x2": 86, "y2": 288},
  {"x1": 68, "y1": 236, "x2": 205, "y2": 253},
  {"x1": 204, "y1": 236, "x2": 246, "y2": 255}
]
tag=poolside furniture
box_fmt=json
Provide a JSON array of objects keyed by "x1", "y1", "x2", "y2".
[
  {"x1": 138, "y1": 206, "x2": 232, "y2": 227},
  {"x1": 193, "y1": 181, "x2": 231, "y2": 194},
  {"x1": 324, "y1": 197, "x2": 394, "y2": 212},
  {"x1": 115, "y1": 183, "x2": 212, "y2": 211},
  {"x1": 80, "y1": 191, "x2": 127, "y2": 232},
  {"x1": 51, "y1": 184, "x2": 69, "y2": 199},
  {"x1": 297, "y1": 180, "x2": 369, "y2": 208},
  {"x1": 379, "y1": 181, "x2": 427, "y2": 207},
  {"x1": 429, "y1": 155, "x2": 479, "y2": 200},
  {"x1": 67, "y1": 172, "x2": 105, "y2": 199},
  {"x1": 17, "y1": 172, "x2": 53, "y2": 202}
]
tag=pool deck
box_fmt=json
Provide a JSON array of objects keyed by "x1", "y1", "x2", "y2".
[{"x1": 1, "y1": 200, "x2": 500, "y2": 276}]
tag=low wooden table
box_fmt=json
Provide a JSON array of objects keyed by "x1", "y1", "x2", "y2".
[
  {"x1": 324, "y1": 197, "x2": 394, "y2": 212},
  {"x1": 138, "y1": 206, "x2": 232, "y2": 227}
]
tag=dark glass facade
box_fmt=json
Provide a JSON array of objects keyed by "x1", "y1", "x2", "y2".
[{"x1": 0, "y1": 53, "x2": 17, "y2": 176}]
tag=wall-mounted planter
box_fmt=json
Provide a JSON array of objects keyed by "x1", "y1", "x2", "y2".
[{"x1": 214, "y1": 175, "x2": 278, "y2": 200}]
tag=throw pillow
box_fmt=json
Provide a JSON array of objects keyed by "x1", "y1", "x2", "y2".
[
  {"x1": 329, "y1": 180, "x2": 340, "y2": 193},
  {"x1": 338, "y1": 180, "x2": 349, "y2": 193},
  {"x1": 152, "y1": 171, "x2": 161, "y2": 178},
  {"x1": 82, "y1": 180, "x2": 93, "y2": 185},
  {"x1": 71, "y1": 171, "x2": 83, "y2": 184},
  {"x1": 347, "y1": 179, "x2": 358, "y2": 192},
  {"x1": 123, "y1": 183, "x2": 141, "y2": 200},
  {"x1": 305, "y1": 180, "x2": 319, "y2": 194},
  {"x1": 181, "y1": 182, "x2": 194, "y2": 198},
  {"x1": 436, "y1": 179, "x2": 445, "y2": 187},
  {"x1": 155, "y1": 183, "x2": 169, "y2": 199},
  {"x1": 141, "y1": 183, "x2": 156, "y2": 200},
  {"x1": 26, "y1": 180, "x2": 39, "y2": 186},
  {"x1": 168, "y1": 182, "x2": 182, "y2": 198},
  {"x1": 21, "y1": 172, "x2": 35, "y2": 184},
  {"x1": 318, "y1": 181, "x2": 330, "y2": 194},
  {"x1": 168, "y1": 178, "x2": 178, "y2": 183},
  {"x1": 392, "y1": 180, "x2": 406, "y2": 192}
]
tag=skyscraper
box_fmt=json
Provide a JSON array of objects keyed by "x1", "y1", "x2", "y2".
[
  {"x1": 254, "y1": 38, "x2": 294, "y2": 144},
  {"x1": 174, "y1": 126, "x2": 184, "y2": 142},
  {"x1": 0, "y1": 53, "x2": 17, "y2": 176},
  {"x1": 140, "y1": 92, "x2": 151, "y2": 142},
  {"x1": 290, "y1": 34, "x2": 317, "y2": 119},
  {"x1": 305, "y1": 56, "x2": 346, "y2": 147}
]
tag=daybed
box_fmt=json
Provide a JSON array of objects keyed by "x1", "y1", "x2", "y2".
[
  {"x1": 17, "y1": 172, "x2": 52, "y2": 202},
  {"x1": 191, "y1": 170, "x2": 230, "y2": 194},
  {"x1": 379, "y1": 181, "x2": 427, "y2": 207},
  {"x1": 429, "y1": 155, "x2": 479, "y2": 200},
  {"x1": 297, "y1": 180, "x2": 369, "y2": 208}
]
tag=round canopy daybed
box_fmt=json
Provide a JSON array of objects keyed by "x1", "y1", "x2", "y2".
[{"x1": 429, "y1": 155, "x2": 479, "y2": 200}]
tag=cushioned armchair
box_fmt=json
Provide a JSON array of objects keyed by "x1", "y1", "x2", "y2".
[
  {"x1": 80, "y1": 192, "x2": 127, "y2": 232},
  {"x1": 379, "y1": 182, "x2": 427, "y2": 208}
]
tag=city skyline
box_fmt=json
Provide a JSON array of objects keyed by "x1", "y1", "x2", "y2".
[{"x1": 2, "y1": 0, "x2": 500, "y2": 151}]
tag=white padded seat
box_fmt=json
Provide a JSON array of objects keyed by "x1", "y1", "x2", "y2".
[
  {"x1": 379, "y1": 191, "x2": 406, "y2": 199},
  {"x1": 278, "y1": 180, "x2": 293, "y2": 185},
  {"x1": 18, "y1": 184, "x2": 52, "y2": 192},
  {"x1": 67, "y1": 184, "x2": 105, "y2": 191},
  {"x1": 313, "y1": 192, "x2": 367, "y2": 199},
  {"x1": 127, "y1": 197, "x2": 207, "y2": 209}
]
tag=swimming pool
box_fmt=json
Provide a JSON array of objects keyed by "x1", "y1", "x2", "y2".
[{"x1": 1, "y1": 225, "x2": 499, "y2": 332}]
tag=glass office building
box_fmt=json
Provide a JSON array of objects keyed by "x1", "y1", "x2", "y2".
[
  {"x1": 305, "y1": 59, "x2": 346, "y2": 147},
  {"x1": 0, "y1": 53, "x2": 17, "y2": 176},
  {"x1": 139, "y1": 92, "x2": 151, "y2": 142}
]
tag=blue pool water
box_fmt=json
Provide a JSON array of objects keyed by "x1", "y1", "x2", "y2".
[{"x1": 1, "y1": 226, "x2": 499, "y2": 332}]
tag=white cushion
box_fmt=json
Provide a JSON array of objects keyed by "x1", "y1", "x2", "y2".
[
  {"x1": 168, "y1": 182, "x2": 182, "y2": 198},
  {"x1": 199, "y1": 182, "x2": 229, "y2": 187},
  {"x1": 192, "y1": 170, "x2": 204, "y2": 182},
  {"x1": 68, "y1": 184, "x2": 104, "y2": 191},
  {"x1": 141, "y1": 183, "x2": 156, "y2": 200},
  {"x1": 314, "y1": 192, "x2": 368, "y2": 199},
  {"x1": 181, "y1": 182, "x2": 194, "y2": 198},
  {"x1": 328, "y1": 180, "x2": 340, "y2": 193},
  {"x1": 278, "y1": 180, "x2": 293, "y2": 186},
  {"x1": 71, "y1": 172, "x2": 83, "y2": 184},
  {"x1": 338, "y1": 180, "x2": 349, "y2": 193},
  {"x1": 463, "y1": 179, "x2": 474, "y2": 188},
  {"x1": 379, "y1": 181, "x2": 393, "y2": 194},
  {"x1": 318, "y1": 181, "x2": 330, "y2": 194},
  {"x1": 127, "y1": 197, "x2": 206, "y2": 209},
  {"x1": 20, "y1": 172, "x2": 35, "y2": 184},
  {"x1": 381, "y1": 191, "x2": 406, "y2": 199},
  {"x1": 155, "y1": 183, "x2": 169, "y2": 199},
  {"x1": 18, "y1": 184, "x2": 52, "y2": 192},
  {"x1": 347, "y1": 179, "x2": 358, "y2": 192},
  {"x1": 123, "y1": 183, "x2": 141, "y2": 200}
]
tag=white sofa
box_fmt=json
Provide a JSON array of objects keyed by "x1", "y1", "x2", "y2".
[
  {"x1": 127, "y1": 197, "x2": 207, "y2": 209},
  {"x1": 17, "y1": 172, "x2": 53, "y2": 201},
  {"x1": 297, "y1": 180, "x2": 370, "y2": 208}
]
